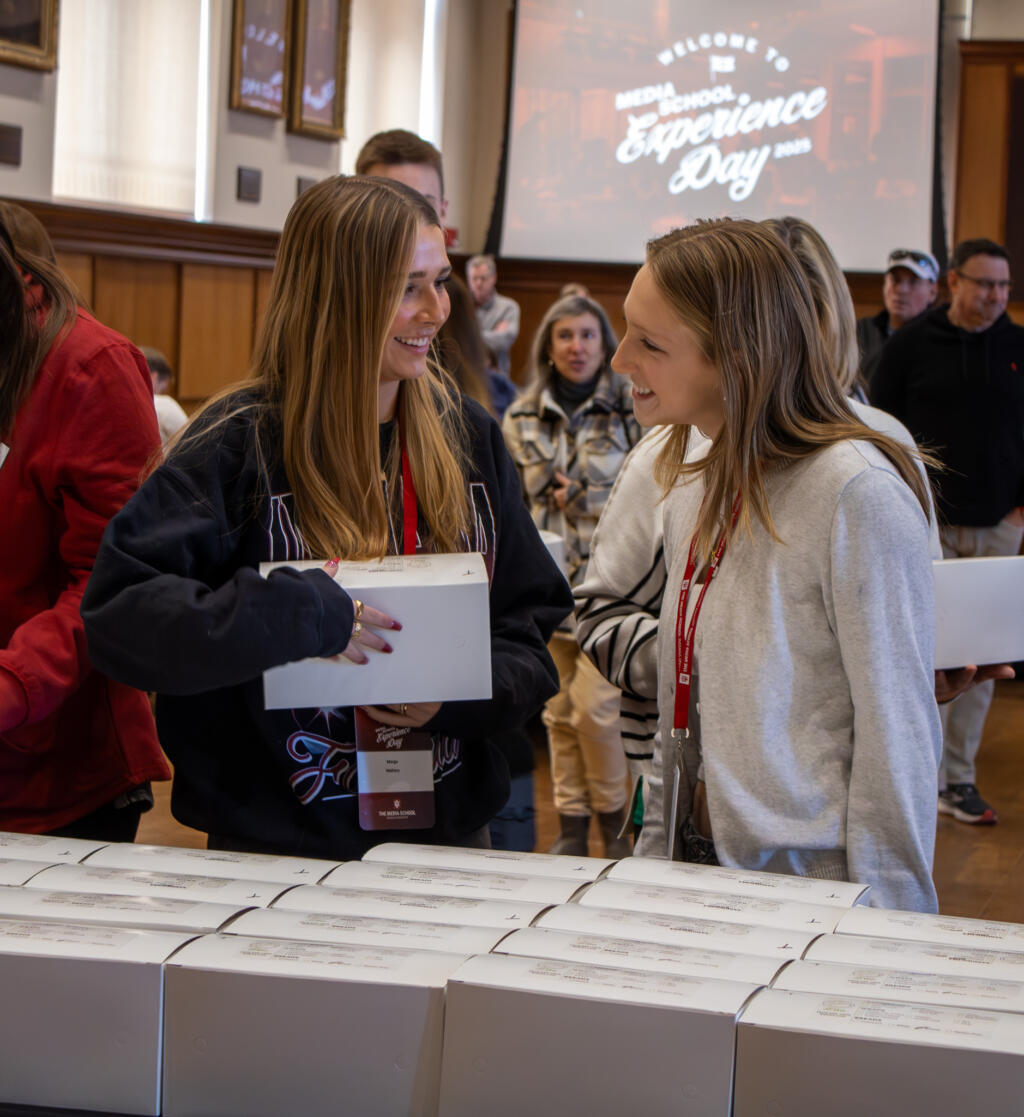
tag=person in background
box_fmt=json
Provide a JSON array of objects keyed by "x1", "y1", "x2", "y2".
[
  {"x1": 581, "y1": 218, "x2": 940, "y2": 910},
  {"x1": 81, "y1": 175, "x2": 571, "y2": 859},
  {"x1": 467, "y1": 254, "x2": 520, "y2": 381},
  {"x1": 0, "y1": 217, "x2": 170, "y2": 841},
  {"x1": 872, "y1": 237, "x2": 1024, "y2": 827},
  {"x1": 355, "y1": 127, "x2": 448, "y2": 221},
  {"x1": 503, "y1": 293, "x2": 640, "y2": 857},
  {"x1": 439, "y1": 274, "x2": 517, "y2": 419},
  {"x1": 856, "y1": 248, "x2": 938, "y2": 389},
  {"x1": 560, "y1": 282, "x2": 590, "y2": 299},
  {"x1": 140, "y1": 345, "x2": 188, "y2": 446}
]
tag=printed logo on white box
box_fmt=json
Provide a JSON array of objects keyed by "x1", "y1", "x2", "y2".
[
  {"x1": 607, "y1": 856, "x2": 867, "y2": 906},
  {"x1": 84, "y1": 841, "x2": 338, "y2": 884},
  {"x1": 26, "y1": 863, "x2": 291, "y2": 908},
  {"x1": 773, "y1": 958, "x2": 1024, "y2": 1014},
  {"x1": 227, "y1": 906, "x2": 510, "y2": 954},
  {"x1": 497, "y1": 926, "x2": 785, "y2": 985},
  {"x1": 836, "y1": 906, "x2": 1024, "y2": 954},
  {"x1": 449, "y1": 952, "x2": 760, "y2": 1014},
  {"x1": 806, "y1": 932, "x2": 1024, "y2": 983},
  {"x1": 320, "y1": 860, "x2": 585, "y2": 905},
  {"x1": 536, "y1": 902, "x2": 818, "y2": 958},
  {"x1": 362, "y1": 841, "x2": 612, "y2": 882},
  {"x1": 581, "y1": 879, "x2": 842, "y2": 932},
  {"x1": 272, "y1": 883, "x2": 547, "y2": 927},
  {"x1": 740, "y1": 987, "x2": 1024, "y2": 1054}
]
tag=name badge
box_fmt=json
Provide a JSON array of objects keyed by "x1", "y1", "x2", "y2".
[{"x1": 355, "y1": 708, "x2": 435, "y2": 830}]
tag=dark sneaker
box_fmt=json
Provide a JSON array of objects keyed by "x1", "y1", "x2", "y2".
[{"x1": 938, "y1": 783, "x2": 998, "y2": 825}]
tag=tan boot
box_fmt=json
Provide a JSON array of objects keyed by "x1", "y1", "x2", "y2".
[
  {"x1": 548, "y1": 814, "x2": 589, "y2": 856},
  {"x1": 597, "y1": 808, "x2": 633, "y2": 859}
]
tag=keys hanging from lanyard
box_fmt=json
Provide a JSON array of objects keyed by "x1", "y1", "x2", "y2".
[{"x1": 672, "y1": 494, "x2": 741, "y2": 738}]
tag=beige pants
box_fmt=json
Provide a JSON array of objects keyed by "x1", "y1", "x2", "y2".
[{"x1": 543, "y1": 634, "x2": 627, "y2": 816}]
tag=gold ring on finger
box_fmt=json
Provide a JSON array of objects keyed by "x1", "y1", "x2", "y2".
[
  {"x1": 352, "y1": 598, "x2": 364, "y2": 620},
  {"x1": 352, "y1": 621, "x2": 362, "y2": 640}
]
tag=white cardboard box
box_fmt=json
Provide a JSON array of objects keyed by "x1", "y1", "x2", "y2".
[
  {"x1": 536, "y1": 902, "x2": 819, "y2": 958},
  {"x1": 0, "y1": 918, "x2": 195, "y2": 1114},
  {"x1": 260, "y1": 553, "x2": 491, "y2": 708},
  {"x1": 0, "y1": 830, "x2": 106, "y2": 863},
  {"x1": 84, "y1": 841, "x2": 339, "y2": 884},
  {"x1": 806, "y1": 932, "x2": 1024, "y2": 982},
  {"x1": 272, "y1": 883, "x2": 548, "y2": 927},
  {"x1": 226, "y1": 906, "x2": 511, "y2": 954},
  {"x1": 933, "y1": 556, "x2": 1024, "y2": 669},
  {"x1": 0, "y1": 887, "x2": 245, "y2": 933},
  {"x1": 0, "y1": 856, "x2": 53, "y2": 886},
  {"x1": 163, "y1": 934, "x2": 468, "y2": 1117},
  {"x1": 438, "y1": 953, "x2": 759, "y2": 1117},
  {"x1": 580, "y1": 879, "x2": 843, "y2": 933},
  {"x1": 835, "y1": 905, "x2": 1024, "y2": 953},
  {"x1": 496, "y1": 926, "x2": 788, "y2": 984},
  {"x1": 320, "y1": 860, "x2": 587, "y2": 904},
  {"x1": 362, "y1": 841, "x2": 613, "y2": 881},
  {"x1": 734, "y1": 987, "x2": 1024, "y2": 1117},
  {"x1": 27, "y1": 863, "x2": 292, "y2": 908},
  {"x1": 773, "y1": 958, "x2": 1024, "y2": 1014},
  {"x1": 607, "y1": 856, "x2": 868, "y2": 906}
]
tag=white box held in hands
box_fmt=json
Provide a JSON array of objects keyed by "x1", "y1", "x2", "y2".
[
  {"x1": 933, "y1": 556, "x2": 1024, "y2": 669},
  {"x1": 260, "y1": 554, "x2": 491, "y2": 709}
]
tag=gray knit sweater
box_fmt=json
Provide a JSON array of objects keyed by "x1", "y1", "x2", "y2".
[{"x1": 579, "y1": 435, "x2": 941, "y2": 913}]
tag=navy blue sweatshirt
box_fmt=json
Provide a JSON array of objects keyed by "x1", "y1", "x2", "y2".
[
  {"x1": 81, "y1": 393, "x2": 572, "y2": 859},
  {"x1": 870, "y1": 306, "x2": 1024, "y2": 527}
]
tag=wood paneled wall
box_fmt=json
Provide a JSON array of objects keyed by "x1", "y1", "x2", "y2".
[{"x1": 17, "y1": 201, "x2": 278, "y2": 412}]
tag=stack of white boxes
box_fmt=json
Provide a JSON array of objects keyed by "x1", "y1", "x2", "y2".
[{"x1": 0, "y1": 831, "x2": 1023, "y2": 1115}]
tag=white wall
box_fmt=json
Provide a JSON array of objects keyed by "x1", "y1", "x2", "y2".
[
  {"x1": 0, "y1": 65, "x2": 57, "y2": 201},
  {"x1": 208, "y1": 0, "x2": 342, "y2": 229},
  {"x1": 972, "y1": 0, "x2": 1024, "y2": 39}
]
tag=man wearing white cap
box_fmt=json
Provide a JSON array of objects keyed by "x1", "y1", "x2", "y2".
[{"x1": 856, "y1": 248, "x2": 939, "y2": 388}]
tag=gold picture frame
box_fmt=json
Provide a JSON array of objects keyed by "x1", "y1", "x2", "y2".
[
  {"x1": 230, "y1": 0, "x2": 292, "y2": 117},
  {"x1": 0, "y1": 0, "x2": 58, "y2": 72},
  {"x1": 288, "y1": 0, "x2": 350, "y2": 140}
]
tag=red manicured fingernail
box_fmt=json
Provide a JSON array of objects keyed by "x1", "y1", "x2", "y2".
[
  {"x1": 390, "y1": 621, "x2": 403, "y2": 631},
  {"x1": 381, "y1": 643, "x2": 393, "y2": 654}
]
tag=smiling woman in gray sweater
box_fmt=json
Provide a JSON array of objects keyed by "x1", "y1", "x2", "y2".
[{"x1": 589, "y1": 218, "x2": 941, "y2": 913}]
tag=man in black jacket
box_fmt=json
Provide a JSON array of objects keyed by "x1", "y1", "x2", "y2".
[
  {"x1": 856, "y1": 248, "x2": 938, "y2": 389},
  {"x1": 872, "y1": 238, "x2": 1024, "y2": 826}
]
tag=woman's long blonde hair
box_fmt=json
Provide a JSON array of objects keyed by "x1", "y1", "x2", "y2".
[
  {"x1": 650, "y1": 218, "x2": 931, "y2": 560},
  {"x1": 174, "y1": 174, "x2": 470, "y2": 559}
]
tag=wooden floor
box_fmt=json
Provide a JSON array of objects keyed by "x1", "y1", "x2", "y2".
[{"x1": 139, "y1": 680, "x2": 1024, "y2": 922}]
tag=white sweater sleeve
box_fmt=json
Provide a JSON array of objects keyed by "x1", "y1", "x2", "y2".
[{"x1": 827, "y1": 467, "x2": 942, "y2": 912}]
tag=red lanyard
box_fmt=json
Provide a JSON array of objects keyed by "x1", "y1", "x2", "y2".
[
  {"x1": 399, "y1": 432, "x2": 418, "y2": 556},
  {"x1": 673, "y1": 495, "x2": 740, "y2": 737}
]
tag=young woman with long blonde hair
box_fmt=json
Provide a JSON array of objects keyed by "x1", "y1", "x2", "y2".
[
  {"x1": 82, "y1": 175, "x2": 571, "y2": 857},
  {"x1": 583, "y1": 217, "x2": 941, "y2": 911}
]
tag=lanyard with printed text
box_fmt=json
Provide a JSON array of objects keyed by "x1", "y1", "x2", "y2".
[
  {"x1": 672, "y1": 494, "x2": 741, "y2": 738},
  {"x1": 399, "y1": 428, "x2": 418, "y2": 556}
]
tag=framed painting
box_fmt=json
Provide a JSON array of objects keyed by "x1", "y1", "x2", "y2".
[
  {"x1": 288, "y1": 0, "x2": 351, "y2": 140},
  {"x1": 0, "y1": 0, "x2": 58, "y2": 71},
  {"x1": 230, "y1": 0, "x2": 291, "y2": 117}
]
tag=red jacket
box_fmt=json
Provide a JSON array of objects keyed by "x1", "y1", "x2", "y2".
[{"x1": 0, "y1": 306, "x2": 171, "y2": 831}]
